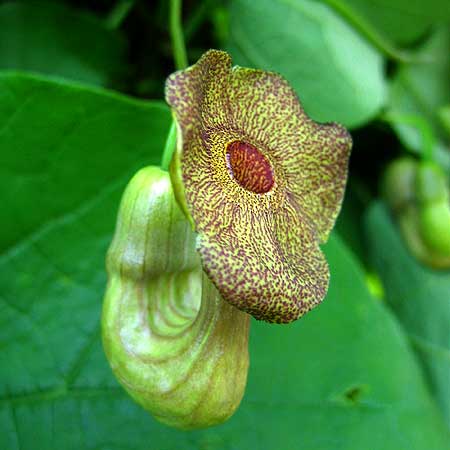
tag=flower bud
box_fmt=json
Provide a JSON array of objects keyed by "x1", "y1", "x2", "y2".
[
  {"x1": 415, "y1": 161, "x2": 449, "y2": 205},
  {"x1": 381, "y1": 157, "x2": 416, "y2": 212},
  {"x1": 382, "y1": 158, "x2": 450, "y2": 269},
  {"x1": 419, "y1": 202, "x2": 450, "y2": 258}
]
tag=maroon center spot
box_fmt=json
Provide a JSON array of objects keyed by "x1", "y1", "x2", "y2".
[{"x1": 225, "y1": 141, "x2": 274, "y2": 194}]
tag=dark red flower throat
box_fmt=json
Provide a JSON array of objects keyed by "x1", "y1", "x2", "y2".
[{"x1": 225, "y1": 141, "x2": 274, "y2": 194}]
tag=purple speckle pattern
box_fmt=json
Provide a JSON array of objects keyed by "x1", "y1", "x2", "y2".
[{"x1": 165, "y1": 50, "x2": 352, "y2": 323}]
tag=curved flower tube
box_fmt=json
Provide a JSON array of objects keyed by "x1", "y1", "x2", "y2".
[
  {"x1": 102, "y1": 167, "x2": 250, "y2": 429},
  {"x1": 166, "y1": 50, "x2": 352, "y2": 323}
]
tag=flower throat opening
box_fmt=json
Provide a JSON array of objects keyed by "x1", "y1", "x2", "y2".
[{"x1": 225, "y1": 141, "x2": 274, "y2": 194}]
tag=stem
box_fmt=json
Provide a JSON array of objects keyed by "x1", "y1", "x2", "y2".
[
  {"x1": 169, "y1": 0, "x2": 188, "y2": 70},
  {"x1": 161, "y1": 122, "x2": 177, "y2": 170},
  {"x1": 164, "y1": 0, "x2": 188, "y2": 169},
  {"x1": 105, "y1": 0, "x2": 135, "y2": 29}
]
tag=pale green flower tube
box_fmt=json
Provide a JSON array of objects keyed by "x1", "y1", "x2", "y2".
[{"x1": 102, "y1": 166, "x2": 250, "y2": 429}]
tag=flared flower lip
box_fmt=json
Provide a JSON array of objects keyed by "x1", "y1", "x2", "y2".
[{"x1": 165, "y1": 50, "x2": 352, "y2": 323}]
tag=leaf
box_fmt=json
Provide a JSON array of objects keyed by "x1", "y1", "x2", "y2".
[
  {"x1": 388, "y1": 28, "x2": 450, "y2": 172},
  {"x1": 335, "y1": 181, "x2": 370, "y2": 266},
  {"x1": 328, "y1": 0, "x2": 450, "y2": 46},
  {"x1": 226, "y1": 0, "x2": 387, "y2": 128},
  {"x1": 0, "y1": 73, "x2": 170, "y2": 252},
  {"x1": 0, "y1": 1, "x2": 127, "y2": 87},
  {"x1": 1, "y1": 74, "x2": 449, "y2": 449},
  {"x1": 366, "y1": 202, "x2": 450, "y2": 428}
]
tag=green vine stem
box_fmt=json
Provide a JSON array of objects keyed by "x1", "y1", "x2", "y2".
[
  {"x1": 102, "y1": 167, "x2": 250, "y2": 429},
  {"x1": 161, "y1": 121, "x2": 177, "y2": 171},
  {"x1": 169, "y1": 0, "x2": 188, "y2": 70},
  {"x1": 161, "y1": 0, "x2": 188, "y2": 169}
]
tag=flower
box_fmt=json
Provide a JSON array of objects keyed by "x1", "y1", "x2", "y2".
[{"x1": 165, "y1": 50, "x2": 352, "y2": 323}]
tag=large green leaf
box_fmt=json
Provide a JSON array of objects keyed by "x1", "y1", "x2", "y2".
[
  {"x1": 366, "y1": 202, "x2": 450, "y2": 428},
  {"x1": 327, "y1": 0, "x2": 450, "y2": 46},
  {"x1": 227, "y1": 0, "x2": 387, "y2": 128},
  {"x1": 335, "y1": 181, "x2": 370, "y2": 266},
  {"x1": 0, "y1": 1, "x2": 126, "y2": 87},
  {"x1": 0, "y1": 72, "x2": 170, "y2": 252},
  {"x1": 1, "y1": 74, "x2": 449, "y2": 449}
]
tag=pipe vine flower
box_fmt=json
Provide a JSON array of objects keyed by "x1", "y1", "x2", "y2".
[{"x1": 166, "y1": 50, "x2": 352, "y2": 323}]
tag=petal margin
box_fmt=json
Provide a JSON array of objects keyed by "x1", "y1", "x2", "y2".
[
  {"x1": 197, "y1": 207, "x2": 329, "y2": 324},
  {"x1": 165, "y1": 50, "x2": 232, "y2": 130}
]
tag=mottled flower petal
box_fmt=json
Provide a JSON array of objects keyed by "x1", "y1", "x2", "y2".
[
  {"x1": 165, "y1": 50, "x2": 351, "y2": 323},
  {"x1": 198, "y1": 207, "x2": 329, "y2": 324},
  {"x1": 227, "y1": 66, "x2": 351, "y2": 241}
]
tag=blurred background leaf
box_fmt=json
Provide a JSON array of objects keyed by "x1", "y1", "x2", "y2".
[
  {"x1": 227, "y1": 0, "x2": 387, "y2": 128},
  {"x1": 0, "y1": 1, "x2": 127, "y2": 87},
  {"x1": 366, "y1": 202, "x2": 450, "y2": 428},
  {"x1": 323, "y1": 0, "x2": 450, "y2": 46},
  {"x1": 0, "y1": 0, "x2": 449, "y2": 448},
  {"x1": 335, "y1": 181, "x2": 371, "y2": 266},
  {"x1": 386, "y1": 27, "x2": 450, "y2": 172}
]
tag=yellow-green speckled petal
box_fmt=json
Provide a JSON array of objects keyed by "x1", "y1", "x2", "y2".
[
  {"x1": 198, "y1": 205, "x2": 329, "y2": 324},
  {"x1": 165, "y1": 50, "x2": 351, "y2": 323},
  {"x1": 227, "y1": 66, "x2": 352, "y2": 242}
]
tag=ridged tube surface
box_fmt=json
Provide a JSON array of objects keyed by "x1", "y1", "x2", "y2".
[{"x1": 102, "y1": 166, "x2": 250, "y2": 429}]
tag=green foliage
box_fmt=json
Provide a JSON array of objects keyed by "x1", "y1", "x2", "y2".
[
  {"x1": 0, "y1": 1, "x2": 126, "y2": 86},
  {"x1": 227, "y1": 0, "x2": 386, "y2": 128},
  {"x1": 326, "y1": 0, "x2": 450, "y2": 45},
  {"x1": 1, "y1": 106, "x2": 448, "y2": 444},
  {"x1": 0, "y1": 0, "x2": 449, "y2": 448},
  {"x1": 366, "y1": 203, "x2": 450, "y2": 428},
  {"x1": 387, "y1": 27, "x2": 450, "y2": 171}
]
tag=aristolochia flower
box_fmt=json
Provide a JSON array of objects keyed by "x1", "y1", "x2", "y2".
[{"x1": 165, "y1": 50, "x2": 352, "y2": 323}]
